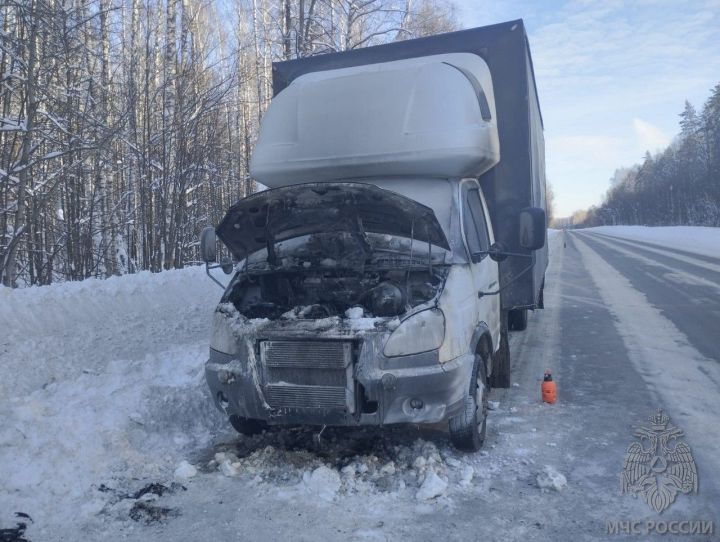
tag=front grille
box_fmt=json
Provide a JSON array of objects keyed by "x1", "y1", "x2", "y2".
[
  {"x1": 264, "y1": 384, "x2": 347, "y2": 409},
  {"x1": 260, "y1": 340, "x2": 354, "y2": 412}
]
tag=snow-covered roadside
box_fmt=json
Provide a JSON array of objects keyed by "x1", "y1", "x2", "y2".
[
  {"x1": 0, "y1": 266, "x2": 227, "y2": 536},
  {"x1": 581, "y1": 225, "x2": 720, "y2": 258},
  {"x1": 0, "y1": 345, "x2": 223, "y2": 523},
  {"x1": 0, "y1": 266, "x2": 226, "y2": 396}
]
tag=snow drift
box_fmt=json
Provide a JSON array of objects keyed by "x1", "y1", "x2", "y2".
[
  {"x1": 582, "y1": 225, "x2": 720, "y2": 258},
  {"x1": 0, "y1": 266, "x2": 227, "y2": 531}
]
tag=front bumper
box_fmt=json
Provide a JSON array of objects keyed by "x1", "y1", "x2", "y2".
[{"x1": 205, "y1": 333, "x2": 473, "y2": 427}]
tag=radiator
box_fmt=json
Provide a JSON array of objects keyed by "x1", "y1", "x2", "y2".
[{"x1": 260, "y1": 340, "x2": 354, "y2": 412}]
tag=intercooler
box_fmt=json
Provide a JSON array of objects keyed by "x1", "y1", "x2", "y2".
[{"x1": 259, "y1": 340, "x2": 355, "y2": 412}]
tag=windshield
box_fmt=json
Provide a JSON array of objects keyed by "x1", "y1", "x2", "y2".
[{"x1": 240, "y1": 231, "x2": 450, "y2": 272}]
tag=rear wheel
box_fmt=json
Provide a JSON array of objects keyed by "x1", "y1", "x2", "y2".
[
  {"x1": 449, "y1": 354, "x2": 489, "y2": 452},
  {"x1": 228, "y1": 415, "x2": 267, "y2": 436},
  {"x1": 508, "y1": 308, "x2": 528, "y2": 331},
  {"x1": 490, "y1": 330, "x2": 511, "y2": 388}
]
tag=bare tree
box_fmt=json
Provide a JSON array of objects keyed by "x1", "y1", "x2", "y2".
[{"x1": 0, "y1": 0, "x2": 463, "y2": 287}]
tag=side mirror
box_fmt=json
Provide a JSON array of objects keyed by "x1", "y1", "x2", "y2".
[
  {"x1": 519, "y1": 207, "x2": 546, "y2": 251},
  {"x1": 200, "y1": 226, "x2": 217, "y2": 263}
]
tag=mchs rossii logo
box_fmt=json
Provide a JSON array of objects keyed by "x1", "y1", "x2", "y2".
[{"x1": 621, "y1": 408, "x2": 697, "y2": 513}]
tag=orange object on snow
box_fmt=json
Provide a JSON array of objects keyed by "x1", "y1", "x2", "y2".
[{"x1": 542, "y1": 370, "x2": 557, "y2": 404}]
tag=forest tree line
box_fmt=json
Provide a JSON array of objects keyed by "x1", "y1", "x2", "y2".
[
  {"x1": 0, "y1": 0, "x2": 458, "y2": 287},
  {"x1": 575, "y1": 83, "x2": 720, "y2": 228}
]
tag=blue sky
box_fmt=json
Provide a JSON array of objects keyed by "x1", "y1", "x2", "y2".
[{"x1": 455, "y1": 0, "x2": 720, "y2": 216}]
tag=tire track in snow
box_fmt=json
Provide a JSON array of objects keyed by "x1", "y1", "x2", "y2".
[
  {"x1": 580, "y1": 232, "x2": 720, "y2": 275},
  {"x1": 583, "y1": 228, "x2": 720, "y2": 260},
  {"x1": 572, "y1": 234, "x2": 720, "y2": 495},
  {"x1": 576, "y1": 232, "x2": 720, "y2": 364},
  {"x1": 577, "y1": 232, "x2": 720, "y2": 296}
]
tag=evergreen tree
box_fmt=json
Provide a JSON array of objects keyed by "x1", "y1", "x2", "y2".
[{"x1": 581, "y1": 83, "x2": 720, "y2": 228}]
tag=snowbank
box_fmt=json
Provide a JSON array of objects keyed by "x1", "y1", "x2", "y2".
[
  {"x1": 0, "y1": 266, "x2": 225, "y2": 396},
  {"x1": 582, "y1": 226, "x2": 720, "y2": 258},
  {"x1": 0, "y1": 266, "x2": 227, "y2": 529}
]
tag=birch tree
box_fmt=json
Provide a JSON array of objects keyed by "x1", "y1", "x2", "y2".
[{"x1": 0, "y1": 0, "x2": 462, "y2": 287}]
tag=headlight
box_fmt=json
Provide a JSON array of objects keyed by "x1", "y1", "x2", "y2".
[
  {"x1": 383, "y1": 309, "x2": 445, "y2": 357},
  {"x1": 210, "y1": 311, "x2": 242, "y2": 355}
]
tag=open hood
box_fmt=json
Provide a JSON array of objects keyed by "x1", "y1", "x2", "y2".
[{"x1": 216, "y1": 182, "x2": 450, "y2": 262}]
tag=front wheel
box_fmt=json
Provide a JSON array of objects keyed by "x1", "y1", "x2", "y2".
[{"x1": 449, "y1": 354, "x2": 489, "y2": 452}]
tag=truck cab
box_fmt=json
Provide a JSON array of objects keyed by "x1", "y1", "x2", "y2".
[{"x1": 202, "y1": 21, "x2": 547, "y2": 451}]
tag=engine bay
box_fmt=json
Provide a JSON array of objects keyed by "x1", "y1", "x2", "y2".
[{"x1": 223, "y1": 266, "x2": 448, "y2": 320}]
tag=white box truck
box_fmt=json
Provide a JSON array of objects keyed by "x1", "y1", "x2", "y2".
[{"x1": 201, "y1": 20, "x2": 548, "y2": 451}]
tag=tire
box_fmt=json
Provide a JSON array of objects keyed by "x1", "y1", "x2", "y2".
[
  {"x1": 228, "y1": 415, "x2": 267, "y2": 436},
  {"x1": 508, "y1": 308, "x2": 528, "y2": 331},
  {"x1": 490, "y1": 330, "x2": 511, "y2": 388},
  {"x1": 449, "y1": 354, "x2": 489, "y2": 452}
]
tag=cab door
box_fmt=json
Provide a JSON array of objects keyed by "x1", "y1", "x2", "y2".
[{"x1": 460, "y1": 181, "x2": 501, "y2": 347}]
